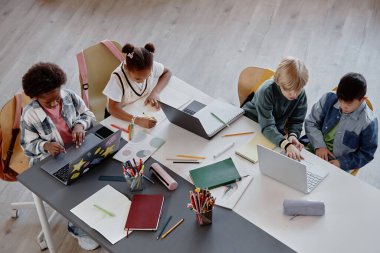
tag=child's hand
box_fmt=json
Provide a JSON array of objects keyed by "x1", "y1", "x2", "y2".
[
  {"x1": 144, "y1": 93, "x2": 160, "y2": 109},
  {"x1": 135, "y1": 116, "x2": 157, "y2": 129},
  {"x1": 43, "y1": 142, "x2": 65, "y2": 156},
  {"x1": 329, "y1": 159, "x2": 340, "y2": 168},
  {"x1": 315, "y1": 147, "x2": 335, "y2": 161},
  {"x1": 72, "y1": 123, "x2": 85, "y2": 148},
  {"x1": 286, "y1": 144, "x2": 304, "y2": 161},
  {"x1": 288, "y1": 135, "x2": 304, "y2": 151}
]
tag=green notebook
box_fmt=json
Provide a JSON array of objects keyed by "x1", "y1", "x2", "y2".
[{"x1": 189, "y1": 158, "x2": 241, "y2": 189}]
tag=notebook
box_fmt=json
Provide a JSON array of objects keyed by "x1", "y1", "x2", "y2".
[
  {"x1": 70, "y1": 185, "x2": 132, "y2": 244},
  {"x1": 41, "y1": 127, "x2": 122, "y2": 185},
  {"x1": 193, "y1": 100, "x2": 244, "y2": 137},
  {"x1": 258, "y1": 145, "x2": 329, "y2": 194},
  {"x1": 235, "y1": 132, "x2": 276, "y2": 163},
  {"x1": 210, "y1": 175, "x2": 253, "y2": 209},
  {"x1": 125, "y1": 194, "x2": 164, "y2": 235},
  {"x1": 189, "y1": 158, "x2": 241, "y2": 189}
]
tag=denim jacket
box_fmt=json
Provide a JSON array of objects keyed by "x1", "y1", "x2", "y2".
[{"x1": 305, "y1": 92, "x2": 378, "y2": 171}]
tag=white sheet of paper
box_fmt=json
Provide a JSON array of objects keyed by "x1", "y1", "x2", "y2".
[
  {"x1": 210, "y1": 175, "x2": 253, "y2": 210},
  {"x1": 70, "y1": 185, "x2": 131, "y2": 244}
]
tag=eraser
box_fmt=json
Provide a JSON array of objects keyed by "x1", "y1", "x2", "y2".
[{"x1": 150, "y1": 163, "x2": 178, "y2": 190}]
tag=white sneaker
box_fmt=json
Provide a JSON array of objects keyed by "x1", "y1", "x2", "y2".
[{"x1": 68, "y1": 222, "x2": 100, "y2": 251}]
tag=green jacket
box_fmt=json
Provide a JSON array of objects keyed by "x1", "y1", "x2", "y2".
[{"x1": 243, "y1": 79, "x2": 307, "y2": 146}]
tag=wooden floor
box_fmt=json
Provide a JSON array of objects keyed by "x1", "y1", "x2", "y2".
[{"x1": 1, "y1": 0, "x2": 379, "y2": 252}]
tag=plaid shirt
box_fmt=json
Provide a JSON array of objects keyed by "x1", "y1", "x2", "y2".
[{"x1": 20, "y1": 89, "x2": 96, "y2": 166}]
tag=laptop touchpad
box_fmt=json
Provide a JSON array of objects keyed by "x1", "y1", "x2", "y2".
[{"x1": 182, "y1": 101, "x2": 206, "y2": 115}]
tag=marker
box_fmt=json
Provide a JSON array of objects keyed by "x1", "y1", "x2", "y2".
[
  {"x1": 213, "y1": 142, "x2": 235, "y2": 159},
  {"x1": 210, "y1": 112, "x2": 229, "y2": 127},
  {"x1": 161, "y1": 218, "x2": 184, "y2": 239},
  {"x1": 93, "y1": 204, "x2": 115, "y2": 217}
]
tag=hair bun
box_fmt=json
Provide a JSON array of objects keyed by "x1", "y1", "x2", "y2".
[
  {"x1": 122, "y1": 43, "x2": 134, "y2": 54},
  {"x1": 144, "y1": 43, "x2": 155, "y2": 53}
]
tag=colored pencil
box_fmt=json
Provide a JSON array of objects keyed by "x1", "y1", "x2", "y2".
[
  {"x1": 161, "y1": 218, "x2": 184, "y2": 239},
  {"x1": 222, "y1": 131, "x2": 254, "y2": 137},
  {"x1": 176, "y1": 155, "x2": 206, "y2": 159}
]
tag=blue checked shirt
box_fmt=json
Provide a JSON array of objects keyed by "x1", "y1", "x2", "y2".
[{"x1": 20, "y1": 89, "x2": 96, "y2": 166}]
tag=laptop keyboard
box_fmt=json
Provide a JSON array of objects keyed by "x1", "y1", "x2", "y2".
[
  {"x1": 53, "y1": 164, "x2": 70, "y2": 183},
  {"x1": 306, "y1": 171, "x2": 323, "y2": 191}
]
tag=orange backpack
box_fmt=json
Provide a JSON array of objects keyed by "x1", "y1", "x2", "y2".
[{"x1": 0, "y1": 93, "x2": 30, "y2": 181}]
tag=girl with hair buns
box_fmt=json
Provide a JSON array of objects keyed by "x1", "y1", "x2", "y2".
[{"x1": 103, "y1": 42, "x2": 171, "y2": 128}]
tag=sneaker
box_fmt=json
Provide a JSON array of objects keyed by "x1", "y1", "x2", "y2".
[{"x1": 68, "y1": 222, "x2": 100, "y2": 251}]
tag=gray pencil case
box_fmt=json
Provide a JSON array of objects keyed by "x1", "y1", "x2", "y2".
[{"x1": 283, "y1": 199, "x2": 325, "y2": 216}]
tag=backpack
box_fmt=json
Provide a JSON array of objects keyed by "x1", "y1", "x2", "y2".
[
  {"x1": 76, "y1": 40, "x2": 125, "y2": 120},
  {"x1": 0, "y1": 93, "x2": 30, "y2": 181}
]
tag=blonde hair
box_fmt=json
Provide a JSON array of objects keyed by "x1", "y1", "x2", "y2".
[{"x1": 274, "y1": 57, "x2": 309, "y2": 91}]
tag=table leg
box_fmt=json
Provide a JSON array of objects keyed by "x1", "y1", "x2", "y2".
[{"x1": 32, "y1": 193, "x2": 56, "y2": 253}]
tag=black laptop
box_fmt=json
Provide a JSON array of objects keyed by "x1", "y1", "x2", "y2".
[{"x1": 41, "y1": 126, "x2": 122, "y2": 185}]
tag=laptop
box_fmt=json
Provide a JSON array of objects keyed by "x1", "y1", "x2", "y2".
[
  {"x1": 257, "y1": 145, "x2": 328, "y2": 193},
  {"x1": 41, "y1": 126, "x2": 122, "y2": 185},
  {"x1": 158, "y1": 100, "x2": 213, "y2": 139}
]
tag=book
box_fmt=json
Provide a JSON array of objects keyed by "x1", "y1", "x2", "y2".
[
  {"x1": 125, "y1": 194, "x2": 164, "y2": 235},
  {"x1": 113, "y1": 129, "x2": 165, "y2": 163},
  {"x1": 235, "y1": 133, "x2": 276, "y2": 163},
  {"x1": 194, "y1": 100, "x2": 244, "y2": 137},
  {"x1": 70, "y1": 185, "x2": 132, "y2": 244},
  {"x1": 210, "y1": 175, "x2": 253, "y2": 210},
  {"x1": 189, "y1": 158, "x2": 241, "y2": 189}
]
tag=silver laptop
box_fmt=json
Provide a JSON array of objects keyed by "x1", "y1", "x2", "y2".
[{"x1": 257, "y1": 145, "x2": 328, "y2": 193}]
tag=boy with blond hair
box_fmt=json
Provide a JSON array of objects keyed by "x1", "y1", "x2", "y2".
[{"x1": 243, "y1": 57, "x2": 309, "y2": 160}]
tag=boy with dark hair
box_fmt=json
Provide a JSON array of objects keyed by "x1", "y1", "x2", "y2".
[{"x1": 305, "y1": 72, "x2": 378, "y2": 171}]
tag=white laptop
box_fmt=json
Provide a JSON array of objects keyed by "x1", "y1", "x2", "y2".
[{"x1": 257, "y1": 145, "x2": 328, "y2": 193}]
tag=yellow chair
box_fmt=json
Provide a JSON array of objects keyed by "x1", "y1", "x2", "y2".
[
  {"x1": 332, "y1": 86, "x2": 374, "y2": 176},
  {"x1": 77, "y1": 40, "x2": 123, "y2": 121},
  {"x1": 0, "y1": 93, "x2": 55, "y2": 250},
  {"x1": 237, "y1": 67, "x2": 274, "y2": 106}
]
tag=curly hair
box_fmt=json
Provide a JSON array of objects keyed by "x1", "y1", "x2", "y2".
[{"x1": 22, "y1": 62, "x2": 67, "y2": 98}]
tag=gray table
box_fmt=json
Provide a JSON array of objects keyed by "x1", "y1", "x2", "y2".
[{"x1": 18, "y1": 136, "x2": 295, "y2": 253}]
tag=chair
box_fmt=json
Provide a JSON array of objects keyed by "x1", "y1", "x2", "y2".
[
  {"x1": 0, "y1": 93, "x2": 56, "y2": 250},
  {"x1": 237, "y1": 66, "x2": 275, "y2": 106},
  {"x1": 77, "y1": 40, "x2": 123, "y2": 121},
  {"x1": 332, "y1": 87, "x2": 374, "y2": 176}
]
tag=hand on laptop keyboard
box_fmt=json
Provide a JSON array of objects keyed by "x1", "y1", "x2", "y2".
[{"x1": 43, "y1": 142, "x2": 66, "y2": 156}]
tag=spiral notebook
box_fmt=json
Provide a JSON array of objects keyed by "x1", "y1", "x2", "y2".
[{"x1": 193, "y1": 100, "x2": 244, "y2": 137}]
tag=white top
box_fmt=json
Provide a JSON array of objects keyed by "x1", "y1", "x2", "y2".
[{"x1": 103, "y1": 61, "x2": 164, "y2": 107}]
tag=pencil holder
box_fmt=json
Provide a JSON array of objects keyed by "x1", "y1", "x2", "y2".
[
  {"x1": 194, "y1": 208, "x2": 213, "y2": 226},
  {"x1": 125, "y1": 174, "x2": 144, "y2": 192}
]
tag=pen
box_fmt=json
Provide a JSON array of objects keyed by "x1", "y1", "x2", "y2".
[
  {"x1": 93, "y1": 204, "x2": 115, "y2": 217},
  {"x1": 210, "y1": 112, "x2": 229, "y2": 127},
  {"x1": 143, "y1": 112, "x2": 155, "y2": 120},
  {"x1": 110, "y1": 124, "x2": 129, "y2": 133},
  {"x1": 156, "y1": 216, "x2": 172, "y2": 240},
  {"x1": 176, "y1": 155, "x2": 206, "y2": 159},
  {"x1": 222, "y1": 131, "x2": 254, "y2": 137},
  {"x1": 161, "y1": 218, "x2": 184, "y2": 239},
  {"x1": 213, "y1": 142, "x2": 235, "y2": 158}
]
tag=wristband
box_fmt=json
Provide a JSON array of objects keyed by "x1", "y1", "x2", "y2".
[{"x1": 131, "y1": 115, "x2": 137, "y2": 124}]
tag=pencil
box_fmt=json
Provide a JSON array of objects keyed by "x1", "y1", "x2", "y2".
[
  {"x1": 161, "y1": 218, "x2": 184, "y2": 239},
  {"x1": 173, "y1": 161, "x2": 201, "y2": 164},
  {"x1": 166, "y1": 158, "x2": 199, "y2": 162},
  {"x1": 156, "y1": 216, "x2": 172, "y2": 240},
  {"x1": 210, "y1": 112, "x2": 229, "y2": 127},
  {"x1": 93, "y1": 204, "x2": 115, "y2": 217},
  {"x1": 110, "y1": 124, "x2": 129, "y2": 134},
  {"x1": 222, "y1": 131, "x2": 254, "y2": 137},
  {"x1": 176, "y1": 155, "x2": 206, "y2": 159}
]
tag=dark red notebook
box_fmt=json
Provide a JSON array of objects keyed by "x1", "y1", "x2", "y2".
[{"x1": 125, "y1": 194, "x2": 164, "y2": 236}]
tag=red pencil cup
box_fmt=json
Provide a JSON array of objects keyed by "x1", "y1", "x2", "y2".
[{"x1": 194, "y1": 208, "x2": 213, "y2": 226}]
